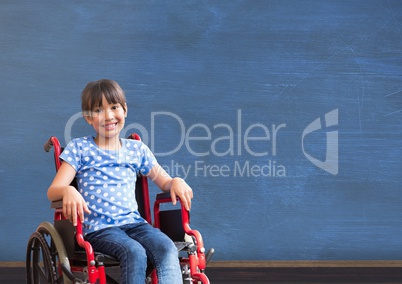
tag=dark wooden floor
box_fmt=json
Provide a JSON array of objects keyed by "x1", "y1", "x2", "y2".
[
  {"x1": 3, "y1": 261, "x2": 402, "y2": 283},
  {"x1": 207, "y1": 267, "x2": 402, "y2": 283}
]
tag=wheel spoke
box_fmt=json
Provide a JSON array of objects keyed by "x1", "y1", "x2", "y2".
[
  {"x1": 27, "y1": 231, "x2": 56, "y2": 284},
  {"x1": 34, "y1": 262, "x2": 50, "y2": 282}
]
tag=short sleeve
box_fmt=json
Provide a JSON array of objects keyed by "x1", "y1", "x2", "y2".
[
  {"x1": 59, "y1": 139, "x2": 81, "y2": 171},
  {"x1": 138, "y1": 143, "x2": 157, "y2": 175}
]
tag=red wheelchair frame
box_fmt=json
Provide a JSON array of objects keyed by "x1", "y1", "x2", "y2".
[{"x1": 26, "y1": 134, "x2": 213, "y2": 284}]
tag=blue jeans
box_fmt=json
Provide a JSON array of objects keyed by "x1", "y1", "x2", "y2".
[{"x1": 85, "y1": 222, "x2": 182, "y2": 284}]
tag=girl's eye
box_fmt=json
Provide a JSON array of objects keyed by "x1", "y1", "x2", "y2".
[
  {"x1": 93, "y1": 109, "x2": 102, "y2": 114},
  {"x1": 112, "y1": 105, "x2": 119, "y2": 110}
]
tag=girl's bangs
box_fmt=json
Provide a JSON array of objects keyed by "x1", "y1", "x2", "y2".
[{"x1": 82, "y1": 79, "x2": 126, "y2": 113}]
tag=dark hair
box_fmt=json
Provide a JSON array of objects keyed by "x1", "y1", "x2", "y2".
[{"x1": 81, "y1": 79, "x2": 127, "y2": 115}]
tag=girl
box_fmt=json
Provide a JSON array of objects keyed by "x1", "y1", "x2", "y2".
[{"x1": 47, "y1": 79, "x2": 192, "y2": 283}]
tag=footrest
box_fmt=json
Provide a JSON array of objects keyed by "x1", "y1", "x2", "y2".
[
  {"x1": 72, "y1": 251, "x2": 120, "y2": 267},
  {"x1": 174, "y1": 241, "x2": 193, "y2": 252}
]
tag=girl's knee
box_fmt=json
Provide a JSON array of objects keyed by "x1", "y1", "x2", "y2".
[
  {"x1": 126, "y1": 244, "x2": 147, "y2": 261},
  {"x1": 159, "y1": 239, "x2": 178, "y2": 259}
]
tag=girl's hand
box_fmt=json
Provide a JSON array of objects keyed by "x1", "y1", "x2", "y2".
[
  {"x1": 62, "y1": 186, "x2": 91, "y2": 226},
  {"x1": 48, "y1": 162, "x2": 91, "y2": 226},
  {"x1": 170, "y1": 177, "x2": 193, "y2": 211},
  {"x1": 148, "y1": 164, "x2": 194, "y2": 211}
]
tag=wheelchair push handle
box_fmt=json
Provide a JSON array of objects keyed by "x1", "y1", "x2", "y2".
[
  {"x1": 44, "y1": 136, "x2": 63, "y2": 152},
  {"x1": 44, "y1": 136, "x2": 63, "y2": 170},
  {"x1": 44, "y1": 137, "x2": 54, "y2": 152}
]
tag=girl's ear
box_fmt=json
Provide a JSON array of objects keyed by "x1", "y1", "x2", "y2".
[
  {"x1": 83, "y1": 113, "x2": 93, "y2": 125},
  {"x1": 124, "y1": 103, "x2": 128, "y2": 117}
]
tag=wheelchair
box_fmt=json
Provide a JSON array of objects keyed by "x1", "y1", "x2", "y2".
[{"x1": 26, "y1": 134, "x2": 214, "y2": 284}]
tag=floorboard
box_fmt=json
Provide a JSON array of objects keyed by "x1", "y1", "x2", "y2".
[{"x1": 3, "y1": 261, "x2": 402, "y2": 283}]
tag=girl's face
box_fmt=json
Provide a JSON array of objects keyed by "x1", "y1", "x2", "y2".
[{"x1": 85, "y1": 95, "x2": 127, "y2": 144}]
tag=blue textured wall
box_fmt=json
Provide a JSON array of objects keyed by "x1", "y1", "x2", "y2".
[{"x1": 1, "y1": 0, "x2": 401, "y2": 261}]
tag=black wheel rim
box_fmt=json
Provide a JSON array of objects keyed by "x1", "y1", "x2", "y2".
[{"x1": 26, "y1": 231, "x2": 57, "y2": 284}]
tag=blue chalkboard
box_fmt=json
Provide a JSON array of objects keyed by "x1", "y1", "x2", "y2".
[{"x1": 0, "y1": 0, "x2": 401, "y2": 261}]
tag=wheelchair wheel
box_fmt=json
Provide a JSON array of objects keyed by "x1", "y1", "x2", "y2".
[{"x1": 26, "y1": 222, "x2": 72, "y2": 284}]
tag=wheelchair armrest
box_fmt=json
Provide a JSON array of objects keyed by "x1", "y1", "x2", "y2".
[
  {"x1": 51, "y1": 200, "x2": 63, "y2": 209},
  {"x1": 154, "y1": 192, "x2": 208, "y2": 269},
  {"x1": 156, "y1": 191, "x2": 172, "y2": 200},
  {"x1": 50, "y1": 199, "x2": 97, "y2": 269}
]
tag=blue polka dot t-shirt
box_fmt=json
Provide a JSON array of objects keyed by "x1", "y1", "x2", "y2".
[{"x1": 59, "y1": 136, "x2": 157, "y2": 235}]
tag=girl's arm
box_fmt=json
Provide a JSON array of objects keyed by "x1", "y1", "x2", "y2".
[
  {"x1": 147, "y1": 164, "x2": 193, "y2": 211},
  {"x1": 47, "y1": 161, "x2": 91, "y2": 226}
]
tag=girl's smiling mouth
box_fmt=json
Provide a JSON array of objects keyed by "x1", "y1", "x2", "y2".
[{"x1": 103, "y1": 122, "x2": 118, "y2": 130}]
